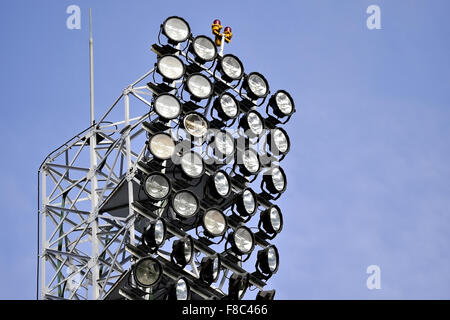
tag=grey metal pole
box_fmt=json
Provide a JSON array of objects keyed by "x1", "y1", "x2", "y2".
[{"x1": 89, "y1": 8, "x2": 95, "y2": 125}]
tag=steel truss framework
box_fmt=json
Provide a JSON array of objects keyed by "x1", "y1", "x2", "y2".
[{"x1": 38, "y1": 30, "x2": 288, "y2": 300}]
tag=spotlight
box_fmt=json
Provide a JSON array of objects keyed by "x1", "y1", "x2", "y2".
[
  {"x1": 209, "y1": 170, "x2": 232, "y2": 198},
  {"x1": 143, "y1": 172, "x2": 171, "y2": 201},
  {"x1": 268, "y1": 127, "x2": 290, "y2": 157},
  {"x1": 199, "y1": 254, "x2": 221, "y2": 285},
  {"x1": 161, "y1": 16, "x2": 191, "y2": 44},
  {"x1": 229, "y1": 225, "x2": 255, "y2": 256},
  {"x1": 268, "y1": 90, "x2": 295, "y2": 118},
  {"x1": 132, "y1": 257, "x2": 163, "y2": 288},
  {"x1": 213, "y1": 92, "x2": 239, "y2": 121},
  {"x1": 202, "y1": 209, "x2": 227, "y2": 238},
  {"x1": 153, "y1": 93, "x2": 182, "y2": 120},
  {"x1": 171, "y1": 235, "x2": 194, "y2": 267},
  {"x1": 142, "y1": 219, "x2": 167, "y2": 251},
  {"x1": 237, "y1": 148, "x2": 261, "y2": 176},
  {"x1": 156, "y1": 55, "x2": 185, "y2": 81},
  {"x1": 210, "y1": 130, "x2": 235, "y2": 160},
  {"x1": 148, "y1": 133, "x2": 175, "y2": 160},
  {"x1": 256, "y1": 290, "x2": 276, "y2": 300},
  {"x1": 235, "y1": 188, "x2": 258, "y2": 217},
  {"x1": 240, "y1": 110, "x2": 265, "y2": 138},
  {"x1": 182, "y1": 112, "x2": 209, "y2": 138},
  {"x1": 180, "y1": 151, "x2": 205, "y2": 179},
  {"x1": 242, "y1": 72, "x2": 269, "y2": 100},
  {"x1": 185, "y1": 73, "x2": 213, "y2": 100},
  {"x1": 171, "y1": 190, "x2": 199, "y2": 219},
  {"x1": 228, "y1": 273, "x2": 249, "y2": 300},
  {"x1": 262, "y1": 166, "x2": 287, "y2": 195},
  {"x1": 190, "y1": 35, "x2": 217, "y2": 63},
  {"x1": 256, "y1": 245, "x2": 279, "y2": 277},
  {"x1": 218, "y1": 54, "x2": 244, "y2": 82},
  {"x1": 260, "y1": 205, "x2": 283, "y2": 237},
  {"x1": 168, "y1": 277, "x2": 191, "y2": 300}
]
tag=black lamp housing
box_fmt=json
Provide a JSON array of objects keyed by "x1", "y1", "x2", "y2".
[
  {"x1": 235, "y1": 188, "x2": 258, "y2": 217},
  {"x1": 142, "y1": 172, "x2": 172, "y2": 201},
  {"x1": 208, "y1": 170, "x2": 232, "y2": 198},
  {"x1": 242, "y1": 72, "x2": 270, "y2": 101},
  {"x1": 213, "y1": 92, "x2": 240, "y2": 121},
  {"x1": 132, "y1": 257, "x2": 163, "y2": 288},
  {"x1": 217, "y1": 54, "x2": 244, "y2": 82},
  {"x1": 171, "y1": 235, "x2": 194, "y2": 267},
  {"x1": 161, "y1": 16, "x2": 191, "y2": 45},
  {"x1": 156, "y1": 54, "x2": 186, "y2": 82},
  {"x1": 268, "y1": 90, "x2": 296, "y2": 118},
  {"x1": 262, "y1": 166, "x2": 287, "y2": 195},
  {"x1": 199, "y1": 254, "x2": 221, "y2": 285},
  {"x1": 256, "y1": 289, "x2": 276, "y2": 300},
  {"x1": 259, "y1": 205, "x2": 284, "y2": 237},
  {"x1": 228, "y1": 225, "x2": 255, "y2": 256},
  {"x1": 189, "y1": 35, "x2": 218, "y2": 63},
  {"x1": 239, "y1": 110, "x2": 265, "y2": 139},
  {"x1": 142, "y1": 219, "x2": 167, "y2": 251},
  {"x1": 256, "y1": 245, "x2": 280, "y2": 277},
  {"x1": 228, "y1": 273, "x2": 250, "y2": 300}
]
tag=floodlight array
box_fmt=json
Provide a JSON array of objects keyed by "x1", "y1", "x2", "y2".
[{"x1": 119, "y1": 15, "x2": 295, "y2": 301}]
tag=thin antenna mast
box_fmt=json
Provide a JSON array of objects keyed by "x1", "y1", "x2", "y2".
[{"x1": 89, "y1": 8, "x2": 95, "y2": 125}]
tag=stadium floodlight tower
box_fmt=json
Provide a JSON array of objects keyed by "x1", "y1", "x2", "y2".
[{"x1": 38, "y1": 15, "x2": 295, "y2": 300}]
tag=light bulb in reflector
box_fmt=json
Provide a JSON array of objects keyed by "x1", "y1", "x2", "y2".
[
  {"x1": 180, "y1": 152, "x2": 204, "y2": 178},
  {"x1": 275, "y1": 91, "x2": 294, "y2": 115},
  {"x1": 213, "y1": 171, "x2": 230, "y2": 197},
  {"x1": 143, "y1": 219, "x2": 166, "y2": 250},
  {"x1": 172, "y1": 190, "x2": 199, "y2": 218},
  {"x1": 203, "y1": 209, "x2": 227, "y2": 237},
  {"x1": 272, "y1": 167, "x2": 286, "y2": 192},
  {"x1": 236, "y1": 188, "x2": 257, "y2": 217},
  {"x1": 157, "y1": 55, "x2": 185, "y2": 80},
  {"x1": 148, "y1": 133, "x2": 175, "y2": 160},
  {"x1": 257, "y1": 245, "x2": 280, "y2": 276},
  {"x1": 217, "y1": 92, "x2": 239, "y2": 119},
  {"x1": 214, "y1": 131, "x2": 235, "y2": 157},
  {"x1": 232, "y1": 226, "x2": 254, "y2": 255},
  {"x1": 154, "y1": 93, "x2": 181, "y2": 120},
  {"x1": 270, "y1": 207, "x2": 282, "y2": 232},
  {"x1": 143, "y1": 173, "x2": 171, "y2": 200},
  {"x1": 133, "y1": 257, "x2": 162, "y2": 288},
  {"x1": 171, "y1": 236, "x2": 194, "y2": 267},
  {"x1": 192, "y1": 35, "x2": 217, "y2": 62},
  {"x1": 162, "y1": 16, "x2": 190, "y2": 43},
  {"x1": 183, "y1": 112, "x2": 209, "y2": 138},
  {"x1": 270, "y1": 127, "x2": 290, "y2": 155},
  {"x1": 270, "y1": 90, "x2": 295, "y2": 118},
  {"x1": 221, "y1": 54, "x2": 244, "y2": 80},
  {"x1": 242, "y1": 149, "x2": 260, "y2": 175},
  {"x1": 175, "y1": 278, "x2": 189, "y2": 300},
  {"x1": 260, "y1": 205, "x2": 283, "y2": 236},
  {"x1": 246, "y1": 72, "x2": 269, "y2": 98},
  {"x1": 263, "y1": 166, "x2": 287, "y2": 194},
  {"x1": 186, "y1": 73, "x2": 213, "y2": 99}
]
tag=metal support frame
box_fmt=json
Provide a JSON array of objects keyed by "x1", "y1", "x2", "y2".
[{"x1": 38, "y1": 65, "x2": 154, "y2": 299}]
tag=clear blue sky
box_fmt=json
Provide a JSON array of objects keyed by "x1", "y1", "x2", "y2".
[{"x1": 1, "y1": 0, "x2": 450, "y2": 299}]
